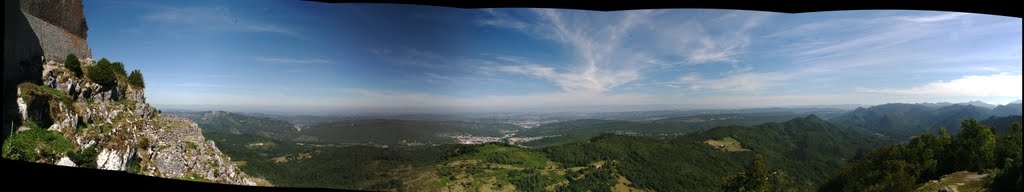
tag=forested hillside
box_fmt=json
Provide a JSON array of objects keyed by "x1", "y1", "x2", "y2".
[
  {"x1": 821, "y1": 119, "x2": 1022, "y2": 192},
  {"x1": 206, "y1": 115, "x2": 889, "y2": 191}
]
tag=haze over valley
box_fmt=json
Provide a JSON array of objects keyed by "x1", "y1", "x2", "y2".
[{"x1": 5, "y1": 0, "x2": 1022, "y2": 191}]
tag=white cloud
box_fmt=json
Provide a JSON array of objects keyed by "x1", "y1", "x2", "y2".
[
  {"x1": 683, "y1": 12, "x2": 765, "y2": 65},
  {"x1": 858, "y1": 73, "x2": 1023, "y2": 97},
  {"x1": 468, "y1": 10, "x2": 774, "y2": 94},
  {"x1": 478, "y1": 10, "x2": 759, "y2": 94},
  {"x1": 771, "y1": 12, "x2": 1018, "y2": 75}
]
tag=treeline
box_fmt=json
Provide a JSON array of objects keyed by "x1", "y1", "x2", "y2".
[{"x1": 820, "y1": 119, "x2": 1023, "y2": 191}]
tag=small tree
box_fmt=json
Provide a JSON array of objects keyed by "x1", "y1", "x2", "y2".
[
  {"x1": 953, "y1": 119, "x2": 997, "y2": 172},
  {"x1": 128, "y1": 69, "x2": 145, "y2": 88},
  {"x1": 64, "y1": 54, "x2": 83, "y2": 77},
  {"x1": 88, "y1": 58, "x2": 117, "y2": 86},
  {"x1": 112, "y1": 62, "x2": 128, "y2": 77},
  {"x1": 723, "y1": 154, "x2": 770, "y2": 192}
]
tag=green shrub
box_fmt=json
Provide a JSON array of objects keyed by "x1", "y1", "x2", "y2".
[
  {"x1": 112, "y1": 62, "x2": 128, "y2": 77},
  {"x1": 1, "y1": 125, "x2": 74, "y2": 162},
  {"x1": 128, "y1": 69, "x2": 145, "y2": 88},
  {"x1": 64, "y1": 54, "x2": 83, "y2": 77},
  {"x1": 127, "y1": 154, "x2": 143, "y2": 174},
  {"x1": 88, "y1": 58, "x2": 117, "y2": 87},
  {"x1": 69, "y1": 146, "x2": 99, "y2": 168}
]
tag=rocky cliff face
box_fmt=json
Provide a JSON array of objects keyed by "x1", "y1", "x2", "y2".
[
  {"x1": 4, "y1": 59, "x2": 267, "y2": 186},
  {"x1": 136, "y1": 115, "x2": 263, "y2": 185}
]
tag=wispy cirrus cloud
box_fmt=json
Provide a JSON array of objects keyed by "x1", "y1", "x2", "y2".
[
  {"x1": 255, "y1": 56, "x2": 330, "y2": 65},
  {"x1": 656, "y1": 72, "x2": 795, "y2": 93},
  {"x1": 371, "y1": 47, "x2": 449, "y2": 69},
  {"x1": 424, "y1": 72, "x2": 453, "y2": 82},
  {"x1": 771, "y1": 12, "x2": 1017, "y2": 74},
  {"x1": 139, "y1": 5, "x2": 303, "y2": 39},
  {"x1": 476, "y1": 9, "x2": 528, "y2": 30},
  {"x1": 475, "y1": 9, "x2": 768, "y2": 94}
]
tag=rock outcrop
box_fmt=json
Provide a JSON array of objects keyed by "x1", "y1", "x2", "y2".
[
  {"x1": 6, "y1": 0, "x2": 89, "y2": 150},
  {"x1": 135, "y1": 115, "x2": 257, "y2": 185},
  {"x1": 4, "y1": 0, "x2": 264, "y2": 187},
  {"x1": 5, "y1": 58, "x2": 266, "y2": 186}
]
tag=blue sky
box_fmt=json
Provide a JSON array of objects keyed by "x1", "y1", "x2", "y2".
[{"x1": 84, "y1": 0, "x2": 1023, "y2": 113}]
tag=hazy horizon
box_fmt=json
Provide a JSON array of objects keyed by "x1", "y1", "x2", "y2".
[
  {"x1": 156, "y1": 99, "x2": 1021, "y2": 116},
  {"x1": 85, "y1": 1, "x2": 1022, "y2": 114}
]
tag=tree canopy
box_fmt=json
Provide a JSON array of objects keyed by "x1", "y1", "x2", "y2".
[
  {"x1": 63, "y1": 54, "x2": 82, "y2": 77},
  {"x1": 128, "y1": 69, "x2": 145, "y2": 88},
  {"x1": 87, "y1": 58, "x2": 117, "y2": 87}
]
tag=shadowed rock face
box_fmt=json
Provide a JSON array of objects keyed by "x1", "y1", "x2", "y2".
[
  {"x1": 5, "y1": 0, "x2": 91, "y2": 145},
  {"x1": 4, "y1": 0, "x2": 45, "y2": 146}
]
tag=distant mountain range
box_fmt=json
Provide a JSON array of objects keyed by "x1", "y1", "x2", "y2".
[
  {"x1": 170, "y1": 111, "x2": 299, "y2": 139},
  {"x1": 830, "y1": 102, "x2": 1022, "y2": 139},
  {"x1": 916, "y1": 100, "x2": 1001, "y2": 108}
]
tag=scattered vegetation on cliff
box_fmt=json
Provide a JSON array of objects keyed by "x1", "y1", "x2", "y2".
[
  {"x1": 87, "y1": 58, "x2": 117, "y2": 87},
  {"x1": 128, "y1": 69, "x2": 145, "y2": 88},
  {"x1": 64, "y1": 54, "x2": 82, "y2": 77},
  {"x1": 1, "y1": 122, "x2": 74, "y2": 162}
]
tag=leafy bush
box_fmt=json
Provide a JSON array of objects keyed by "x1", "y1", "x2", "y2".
[
  {"x1": 64, "y1": 54, "x2": 83, "y2": 77},
  {"x1": 128, "y1": 69, "x2": 145, "y2": 88},
  {"x1": 87, "y1": 58, "x2": 117, "y2": 87}
]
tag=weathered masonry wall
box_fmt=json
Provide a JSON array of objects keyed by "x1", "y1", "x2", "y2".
[
  {"x1": 20, "y1": 0, "x2": 88, "y2": 39},
  {"x1": 21, "y1": 0, "x2": 91, "y2": 60},
  {"x1": 24, "y1": 12, "x2": 92, "y2": 60}
]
